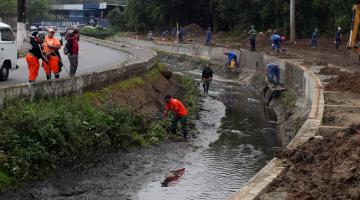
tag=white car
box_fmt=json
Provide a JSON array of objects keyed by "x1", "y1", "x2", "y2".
[{"x1": 0, "y1": 22, "x2": 17, "y2": 81}]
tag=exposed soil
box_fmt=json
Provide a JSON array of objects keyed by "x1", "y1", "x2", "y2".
[
  {"x1": 183, "y1": 23, "x2": 206, "y2": 38},
  {"x1": 91, "y1": 67, "x2": 180, "y2": 117},
  {"x1": 325, "y1": 92, "x2": 360, "y2": 106},
  {"x1": 325, "y1": 72, "x2": 360, "y2": 93},
  {"x1": 323, "y1": 108, "x2": 360, "y2": 127},
  {"x1": 318, "y1": 66, "x2": 342, "y2": 75},
  {"x1": 265, "y1": 126, "x2": 360, "y2": 200}
]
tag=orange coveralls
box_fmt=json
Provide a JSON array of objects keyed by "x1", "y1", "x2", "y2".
[
  {"x1": 26, "y1": 53, "x2": 40, "y2": 81},
  {"x1": 42, "y1": 36, "x2": 61, "y2": 78}
]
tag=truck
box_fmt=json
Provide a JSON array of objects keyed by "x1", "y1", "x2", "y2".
[{"x1": 0, "y1": 22, "x2": 18, "y2": 81}]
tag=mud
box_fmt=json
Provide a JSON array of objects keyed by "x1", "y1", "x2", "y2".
[
  {"x1": 264, "y1": 126, "x2": 360, "y2": 200},
  {"x1": 325, "y1": 72, "x2": 360, "y2": 93},
  {"x1": 136, "y1": 62, "x2": 280, "y2": 200}
]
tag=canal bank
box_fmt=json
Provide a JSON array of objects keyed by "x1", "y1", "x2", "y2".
[
  {"x1": 1, "y1": 53, "x2": 282, "y2": 200},
  {"x1": 103, "y1": 37, "x2": 323, "y2": 200},
  {"x1": 0, "y1": 36, "x2": 324, "y2": 200}
]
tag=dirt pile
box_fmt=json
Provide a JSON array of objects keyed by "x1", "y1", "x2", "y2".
[
  {"x1": 89, "y1": 64, "x2": 181, "y2": 117},
  {"x1": 183, "y1": 23, "x2": 205, "y2": 38},
  {"x1": 318, "y1": 66, "x2": 341, "y2": 75},
  {"x1": 267, "y1": 126, "x2": 360, "y2": 200},
  {"x1": 326, "y1": 72, "x2": 360, "y2": 92}
]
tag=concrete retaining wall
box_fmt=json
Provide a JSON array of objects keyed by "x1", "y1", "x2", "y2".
[
  {"x1": 0, "y1": 39, "x2": 157, "y2": 106},
  {"x1": 111, "y1": 37, "x2": 324, "y2": 200}
]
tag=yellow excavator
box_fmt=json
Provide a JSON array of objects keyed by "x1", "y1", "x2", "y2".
[{"x1": 347, "y1": 1, "x2": 360, "y2": 49}]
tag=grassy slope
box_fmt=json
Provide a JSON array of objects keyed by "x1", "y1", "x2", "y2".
[{"x1": 0, "y1": 63, "x2": 199, "y2": 191}]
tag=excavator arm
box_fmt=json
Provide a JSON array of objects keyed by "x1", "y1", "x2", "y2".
[{"x1": 347, "y1": 3, "x2": 360, "y2": 48}]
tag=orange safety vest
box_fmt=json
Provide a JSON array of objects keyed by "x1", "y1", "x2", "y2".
[
  {"x1": 166, "y1": 98, "x2": 188, "y2": 117},
  {"x1": 43, "y1": 36, "x2": 61, "y2": 55}
]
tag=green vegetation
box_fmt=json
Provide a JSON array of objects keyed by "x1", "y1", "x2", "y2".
[
  {"x1": 107, "y1": 7, "x2": 126, "y2": 31},
  {"x1": 80, "y1": 27, "x2": 116, "y2": 39},
  {"x1": 124, "y1": 0, "x2": 354, "y2": 37},
  {"x1": 27, "y1": 0, "x2": 48, "y2": 25},
  {"x1": 0, "y1": 0, "x2": 16, "y2": 17},
  {"x1": 0, "y1": 64, "x2": 199, "y2": 191},
  {"x1": 281, "y1": 91, "x2": 297, "y2": 107}
]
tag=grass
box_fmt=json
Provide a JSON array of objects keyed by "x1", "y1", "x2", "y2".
[
  {"x1": 0, "y1": 62, "x2": 200, "y2": 191},
  {"x1": 281, "y1": 91, "x2": 297, "y2": 107},
  {"x1": 111, "y1": 77, "x2": 145, "y2": 90}
]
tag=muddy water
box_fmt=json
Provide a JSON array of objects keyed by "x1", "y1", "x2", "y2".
[
  {"x1": 136, "y1": 69, "x2": 280, "y2": 200},
  {"x1": 1, "y1": 68, "x2": 279, "y2": 200}
]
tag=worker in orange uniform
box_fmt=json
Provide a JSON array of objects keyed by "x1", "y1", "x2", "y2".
[
  {"x1": 26, "y1": 31, "x2": 47, "y2": 82},
  {"x1": 163, "y1": 95, "x2": 189, "y2": 138},
  {"x1": 42, "y1": 28, "x2": 61, "y2": 80}
]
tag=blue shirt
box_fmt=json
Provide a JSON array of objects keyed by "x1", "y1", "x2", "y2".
[
  {"x1": 267, "y1": 63, "x2": 279, "y2": 73},
  {"x1": 312, "y1": 32, "x2": 318, "y2": 41},
  {"x1": 335, "y1": 30, "x2": 341, "y2": 41},
  {"x1": 228, "y1": 52, "x2": 237, "y2": 60},
  {"x1": 206, "y1": 30, "x2": 212, "y2": 39},
  {"x1": 271, "y1": 35, "x2": 281, "y2": 42}
]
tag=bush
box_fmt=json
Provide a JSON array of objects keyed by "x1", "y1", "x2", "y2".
[{"x1": 80, "y1": 27, "x2": 115, "y2": 39}]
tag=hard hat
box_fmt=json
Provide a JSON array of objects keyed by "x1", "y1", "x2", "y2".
[
  {"x1": 338, "y1": 27, "x2": 341, "y2": 30},
  {"x1": 48, "y1": 28, "x2": 55, "y2": 33}
]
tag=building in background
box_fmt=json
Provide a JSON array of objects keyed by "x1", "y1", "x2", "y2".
[{"x1": 34, "y1": 2, "x2": 124, "y2": 28}]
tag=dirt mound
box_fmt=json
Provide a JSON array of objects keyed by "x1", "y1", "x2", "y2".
[
  {"x1": 89, "y1": 65, "x2": 180, "y2": 117},
  {"x1": 326, "y1": 72, "x2": 360, "y2": 92},
  {"x1": 214, "y1": 31, "x2": 229, "y2": 39},
  {"x1": 183, "y1": 23, "x2": 205, "y2": 37},
  {"x1": 267, "y1": 125, "x2": 360, "y2": 200},
  {"x1": 318, "y1": 66, "x2": 341, "y2": 75}
]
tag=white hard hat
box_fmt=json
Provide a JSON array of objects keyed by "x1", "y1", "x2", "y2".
[{"x1": 338, "y1": 27, "x2": 341, "y2": 30}]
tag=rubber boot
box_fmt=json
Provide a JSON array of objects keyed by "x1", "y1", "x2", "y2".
[
  {"x1": 55, "y1": 74, "x2": 60, "y2": 79},
  {"x1": 46, "y1": 75, "x2": 51, "y2": 80}
]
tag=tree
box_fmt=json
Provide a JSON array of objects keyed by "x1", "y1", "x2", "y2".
[
  {"x1": 107, "y1": 7, "x2": 126, "y2": 30},
  {"x1": 27, "y1": 0, "x2": 48, "y2": 25},
  {"x1": 123, "y1": 0, "x2": 355, "y2": 37},
  {"x1": 0, "y1": 0, "x2": 17, "y2": 17},
  {"x1": 290, "y1": 0, "x2": 296, "y2": 41}
]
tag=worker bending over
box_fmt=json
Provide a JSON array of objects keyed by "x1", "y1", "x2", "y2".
[
  {"x1": 202, "y1": 65, "x2": 213, "y2": 94},
  {"x1": 26, "y1": 32, "x2": 47, "y2": 82},
  {"x1": 224, "y1": 51, "x2": 239, "y2": 68},
  {"x1": 271, "y1": 34, "x2": 282, "y2": 53},
  {"x1": 267, "y1": 63, "x2": 280, "y2": 84},
  {"x1": 42, "y1": 28, "x2": 61, "y2": 80},
  {"x1": 163, "y1": 95, "x2": 189, "y2": 139}
]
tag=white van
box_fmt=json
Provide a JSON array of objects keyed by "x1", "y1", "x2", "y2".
[{"x1": 0, "y1": 22, "x2": 17, "y2": 81}]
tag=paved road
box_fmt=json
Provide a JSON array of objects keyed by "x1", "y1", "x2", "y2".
[{"x1": 0, "y1": 41, "x2": 129, "y2": 87}]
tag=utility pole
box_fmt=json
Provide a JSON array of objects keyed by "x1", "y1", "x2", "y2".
[
  {"x1": 290, "y1": 0, "x2": 296, "y2": 42},
  {"x1": 17, "y1": 0, "x2": 27, "y2": 50}
]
